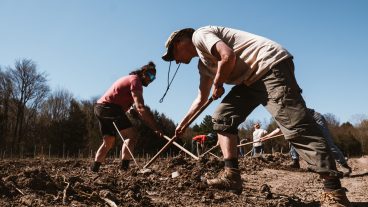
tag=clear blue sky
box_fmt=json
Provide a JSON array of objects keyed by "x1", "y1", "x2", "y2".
[{"x1": 1, "y1": 0, "x2": 367, "y2": 127}]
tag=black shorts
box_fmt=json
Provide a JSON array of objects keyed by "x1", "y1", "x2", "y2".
[{"x1": 94, "y1": 103, "x2": 132, "y2": 136}]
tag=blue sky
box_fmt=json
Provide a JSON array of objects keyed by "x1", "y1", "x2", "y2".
[{"x1": 1, "y1": 0, "x2": 367, "y2": 127}]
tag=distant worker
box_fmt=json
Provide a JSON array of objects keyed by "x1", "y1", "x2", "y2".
[
  {"x1": 92, "y1": 61, "x2": 163, "y2": 172},
  {"x1": 252, "y1": 123, "x2": 267, "y2": 157},
  {"x1": 192, "y1": 133, "x2": 218, "y2": 155},
  {"x1": 264, "y1": 108, "x2": 352, "y2": 176}
]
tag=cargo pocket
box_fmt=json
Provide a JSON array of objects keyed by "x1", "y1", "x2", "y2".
[
  {"x1": 212, "y1": 116, "x2": 241, "y2": 134},
  {"x1": 267, "y1": 86, "x2": 292, "y2": 127}
]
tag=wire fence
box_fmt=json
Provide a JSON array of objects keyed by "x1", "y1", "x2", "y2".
[
  {"x1": 0, "y1": 144, "x2": 291, "y2": 161},
  {"x1": 0, "y1": 144, "x2": 186, "y2": 161}
]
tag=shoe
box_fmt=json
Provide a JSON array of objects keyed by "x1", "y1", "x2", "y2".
[
  {"x1": 206, "y1": 167, "x2": 243, "y2": 194},
  {"x1": 120, "y1": 160, "x2": 130, "y2": 171},
  {"x1": 340, "y1": 163, "x2": 352, "y2": 177},
  {"x1": 320, "y1": 188, "x2": 351, "y2": 207},
  {"x1": 288, "y1": 159, "x2": 300, "y2": 169},
  {"x1": 91, "y1": 162, "x2": 101, "y2": 172}
]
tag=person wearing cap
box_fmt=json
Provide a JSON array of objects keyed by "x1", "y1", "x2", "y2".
[
  {"x1": 252, "y1": 123, "x2": 267, "y2": 157},
  {"x1": 91, "y1": 61, "x2": 163, "y2": 172},
  {"x1": 162, "y1": 26, "x2": 350, "y2": 205}
]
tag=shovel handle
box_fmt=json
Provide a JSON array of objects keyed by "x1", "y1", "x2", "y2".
[
  {"x1": 236, "y1": 134, "x2": 284, "y2": 147},
  {"x1": 162, "y1": 135, "x2": 199, "y2": 160},
  {"x1": 143, "y1": 97, "x2": 214, "y2": 168}
]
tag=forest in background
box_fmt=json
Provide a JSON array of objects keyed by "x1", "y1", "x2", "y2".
[{"x1": 1, "y1": 59, "x2": 367, "y2": 159}]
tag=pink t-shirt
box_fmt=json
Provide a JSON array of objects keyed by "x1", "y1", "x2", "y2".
[{"x1": 97, "y1": 75, "x2": 143, "y2": 112}]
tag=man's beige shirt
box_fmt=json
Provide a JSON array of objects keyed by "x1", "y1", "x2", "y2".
[{"x1": 192, "y1": 26, "x2": 292, "y2": 85}]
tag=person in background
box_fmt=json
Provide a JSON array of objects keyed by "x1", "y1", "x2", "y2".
[
  {"x1": 192, "y1": 133, "x2": 218, "y2": 155},
  {"x1": 192, "y1": 134, "x2": 207, "y2": 156},
  {"x1": 92, "y1": 61, "x2": 163, "y2": 172},
  {"x1": 252, "y1": 122, "x2": 268, "y2": 157},
  {"x1": 162, "y1": 25, "x2": 350, "y2": 205}
]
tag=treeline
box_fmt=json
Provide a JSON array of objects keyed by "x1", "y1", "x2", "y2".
[{"x1": 0, "y1": 59, "x2": 367, "y2": 159}]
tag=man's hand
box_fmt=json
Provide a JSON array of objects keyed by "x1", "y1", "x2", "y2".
[{"x1": 212, "y1": 84, "x2": 225, "y2": 100}]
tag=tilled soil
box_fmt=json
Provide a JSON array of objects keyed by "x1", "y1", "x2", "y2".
[{"x1": 0, "y1": 153, "x2": 367, "y2": 207}]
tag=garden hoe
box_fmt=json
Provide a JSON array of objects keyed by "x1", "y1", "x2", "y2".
[
  {"x1": 199, "y1": 134, "x2": 284, "y2": 158},
  {"x1": 143, "y1": 97, "x2": 214, "y2": 169},
  {"x1": 112, "y1": 122, "x2": 140, "y2": 169}
]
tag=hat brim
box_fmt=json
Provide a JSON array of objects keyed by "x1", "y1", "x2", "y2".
[{"x1": 162, "y1": 44, "x2": 174, "y2": 61}]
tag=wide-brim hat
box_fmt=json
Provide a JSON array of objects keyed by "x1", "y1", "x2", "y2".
[{"x1": 162, "y1": 28, "x2": 195, "y2": 61}]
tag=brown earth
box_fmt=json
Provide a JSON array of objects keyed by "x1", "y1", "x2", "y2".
[{"x1": 0, "y1": 154, "x2": 367, "y2": 207}]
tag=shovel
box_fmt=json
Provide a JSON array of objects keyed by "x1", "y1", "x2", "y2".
[
  {"x1": 143, "y1": 97, "x2": 214, "y2": 169},
  {"x1": 199, "y1": 134, "x2": 284, "y2": 157},
  {"x1": 113, "y1": 122, "x2": 140, "y2": 168}
]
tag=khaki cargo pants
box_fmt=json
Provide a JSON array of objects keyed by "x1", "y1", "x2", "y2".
[{"x1": 212, "y1": 58, "x2": 338, "y2": 175}]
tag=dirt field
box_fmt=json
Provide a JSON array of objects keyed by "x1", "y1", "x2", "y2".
[{"x1": 0, "y1": 154, "x2": 367, "y2": 207}]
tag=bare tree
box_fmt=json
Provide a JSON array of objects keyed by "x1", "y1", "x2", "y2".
[
  {"x1": 0, "y1": 68, "x2": 14, "y2": 146},
  {"x1": 323, "y1": 113, "x2": 340, "y2": 127},
  {"x1": 357, "y1": 119, "x2": 368, "y2": 155},
  {"x1": 8, "y1": 59, "x2": 49, "y2": 149},
  {"x1": 40, "y1": 88, "x2": 73, "y2": 122}
]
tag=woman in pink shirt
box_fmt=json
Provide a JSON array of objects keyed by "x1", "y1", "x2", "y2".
[{"x1": 92, "y1": 61, "x2": 162, "y2": 172}]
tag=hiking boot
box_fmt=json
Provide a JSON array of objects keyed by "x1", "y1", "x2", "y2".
[
  {"x1": 340, "y1": 163, "x2": 352, "y2": 177},
  {"x1": 320, "y1": 188, "x2": 351, "y2": 207},
  {"x1": 91, "y1": 162, "x2": 101, "y2": 172},
  {"x1": 288, "y1": 159, "x2": 300, "y2": 169},
  {"x1": 120, "y1": 160, "x2": 130, "y2": 171},
  {"x1": 206, "y1": 167, "x2": 242, "y2": 194}
]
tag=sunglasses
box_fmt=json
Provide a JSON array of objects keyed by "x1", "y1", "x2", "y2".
[{"x1": 146, "y1": 71, "x2": 156, "y2": 82}]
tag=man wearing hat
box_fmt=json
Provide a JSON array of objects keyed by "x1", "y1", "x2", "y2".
[{"x1": 162, "y1": 26, "x2": 350, "y2": 206}]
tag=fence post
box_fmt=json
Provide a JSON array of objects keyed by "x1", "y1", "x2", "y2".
[
  {"x1": 34, "y1": 145, "x2": 37, "y2": 158},
  {"x1": 21, "y1": 145, "x2": 24, "y2": 159},
  {"x1": 62, "y1": 143, "x2": 65, "y2": 159},
  {"x1": 48, "y1": 144, "x2": 51, "y2": 159}
]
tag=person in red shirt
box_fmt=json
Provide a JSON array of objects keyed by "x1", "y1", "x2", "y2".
[
  {"x1": 192, "y1": 135, "x2": 207, "y2": 145},
  {"x1": 92, "y1": 61, "x2": 163, "y2": 172},
  {"x1": 192, "y1": 133, "x2": 218, "y2": 155}
]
